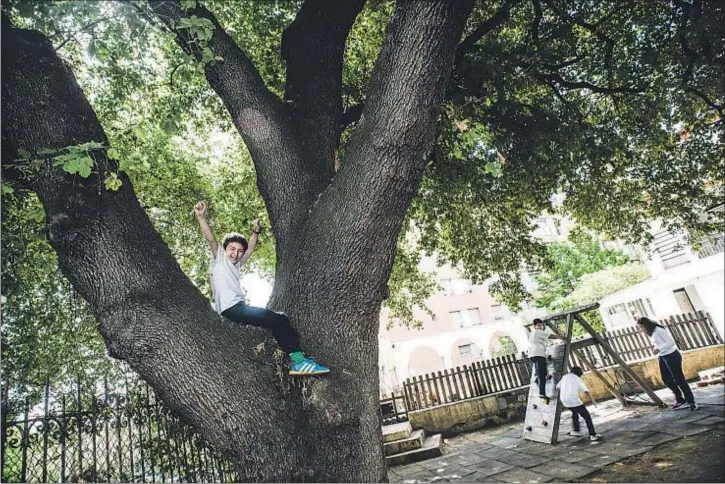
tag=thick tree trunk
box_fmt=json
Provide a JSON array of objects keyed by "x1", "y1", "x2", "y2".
[{"x1": 2, "y1": 0, "x2": 473, "y2": 480}]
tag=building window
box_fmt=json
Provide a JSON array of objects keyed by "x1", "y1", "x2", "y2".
[
  {"x1": 458, "y1": 344, "x2": 481, "y2": 361},
  {"x1": 450, "y1": 308, "x2": 481, "y2": 328},
  {"x1": 534, "y1": 217, "x2": 559, "y2": 236},
  {"x1": 442, "y1": 278, "x2": 473, "y2": 296},
  {"x1": 491, "y1": 304, "x2": 506, "y2": 321},
  {"x1": 606, "y1": 298, "x2": 653, "y2": 327}
]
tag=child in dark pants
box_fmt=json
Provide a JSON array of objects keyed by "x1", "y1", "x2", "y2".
[
  {"x1": 194, "y1": 200, "x2": 329, "y2": 376},
  {"x1": 637, "y1": 317, "x2": 697, "y2": 410},
  {"x1": 557, "y1": 366, "x2": 601, "y2": 441},
  {"x1": 528, "y1": 318, "x2": 562, "y2": 404}
]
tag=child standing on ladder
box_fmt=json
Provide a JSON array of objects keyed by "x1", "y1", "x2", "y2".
[
  {"x1": 557, "y1": 366, "x2": 601, "y2": 441},
  {"x1": 528, "y1": 318, "x2": 564, "y2": 404},
  {"x1": 194, "y1": 200, "x2": 329, "y2": 376}
]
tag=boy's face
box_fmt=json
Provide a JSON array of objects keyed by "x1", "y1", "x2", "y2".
[
  {"x1": 534, "y1": 322, "x2": 544, "y2": 330},
  {"x1": 225, "y1": 242, "x2": 246, "y2": 264}
]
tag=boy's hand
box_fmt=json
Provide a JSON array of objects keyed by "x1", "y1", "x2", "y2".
[
  {"x1": 194, "y1": 201, "x2": 207, "y2": 219},
  {"x1": 251, "y1": 218, "x2": 261, "y2": 233}
]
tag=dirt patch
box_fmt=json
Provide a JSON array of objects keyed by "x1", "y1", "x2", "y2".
[{"x1": 575, "y1": 424, "x2": 725, "y2": 483}]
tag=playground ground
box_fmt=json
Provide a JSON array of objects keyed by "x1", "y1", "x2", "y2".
[{"x1": 389, "y1": 383, "x2": 725, "y2": 483}]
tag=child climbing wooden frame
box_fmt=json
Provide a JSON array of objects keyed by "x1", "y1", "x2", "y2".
[{"x1": 522, "y1": 303, "x2": 665, "y2": 444}]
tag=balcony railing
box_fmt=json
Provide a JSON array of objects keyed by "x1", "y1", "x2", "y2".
[{"x1": 697, "y1": 234, "x2": 725, "y2": 259}]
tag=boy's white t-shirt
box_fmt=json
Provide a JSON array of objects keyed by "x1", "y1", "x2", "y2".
[
  {"x1": 209, "y1": 246, "x2": 247, "y2": 314},
  {"x1": 556, "y1": 373, "x2": 588, "y2": 408},
  {"x1": 650, "y1": 326, "x2": 678, "y2": 356},
  {"x1": 528, "y1": 328, "x2": 550, "y2": 358}
]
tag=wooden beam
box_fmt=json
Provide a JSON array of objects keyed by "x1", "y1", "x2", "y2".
[
  {"x1": 574, "y1": 314, "x2": 665, "y2": 407},
  {"x1": 545, "y1": 321, "x2": 627, "y2": 406},
  {"x1": 550, "y1": 314, "x2": 575, "y2": 444}
]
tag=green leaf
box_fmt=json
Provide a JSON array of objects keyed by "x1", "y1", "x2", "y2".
[
  {"x1": 107, "y1": 147, "x2": 120, "y2": 160},
  {"x1": 2, "y1": 182, "x2": 14, "y2": 195},
  {"x1": 104, "y1": 172, "x2": 123, "y2": 191},
  {"x1": 180, "y1": 0, "x2": 197, "y2": 9},
  {"x1": 61, "y1": 154, "x2": 94, "y2": 178}
]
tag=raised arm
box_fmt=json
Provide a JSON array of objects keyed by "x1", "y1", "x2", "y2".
[
  {"x1": 194, "y1": 201, "x2": 219, "y2": 258},
  {"x1": 240, "y1": 218, "x2": 261, "y2": 265}
]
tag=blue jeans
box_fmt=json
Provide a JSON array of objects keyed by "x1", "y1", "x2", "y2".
[
  {"x1": 658, "y1": 350, "x2": 694, "y2": 404},
  {"x1": 221, "y1": 302, "x2": 301, "y2": 354}
]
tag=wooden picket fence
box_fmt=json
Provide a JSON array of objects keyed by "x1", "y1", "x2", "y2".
[
  {"x1": 403, "y1": 354, "x2": 531, "y2": 410},
  {"x1": 402, "y1": 311, "x2": 723, "y2": 411}
]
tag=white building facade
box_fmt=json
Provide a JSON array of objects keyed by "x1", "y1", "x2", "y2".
[{"x1": 598, "y1": 209, "x2": 725, "y2": 338}]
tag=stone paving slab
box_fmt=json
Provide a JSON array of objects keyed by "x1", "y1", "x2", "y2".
[
  {"x1": 632, "y1": 431, "x2": 683, "y2": 447},
  {"x1": 692, "y1": 415, "x2": 725, "y2": 425},
  {"x1": 489, "y1": 436, "x2": 522, "y2": 448},
  {"x1": 399, "y1": 469, "x2": 437, "y2": 482},
  {"x1": 429, "y1": 464, "x2": 477, "y2": 478},
  {"x1": 604, "y1": 430, "x2": 657, "y2": 444},
  {"x1": 549, "y1": 449, "x2": 601, "y2": 464},
  {"x1": 465, "y1": 459, "x2": 516, "y2": 478},
  {"x1": 659, "y1": 423, "x2": 713, "y2": 436},
  {"x1": 504, "y1": 453, "x2": 554, "y2": 469},
  {"x1": 476, "y1": 447, "x2": 520, "y2": 461},
  {"x1": 585, "y1": 442, "x2": 655, "y2": 458},
  {"x1": 576, "y1": 452, "x2": 626, "y2": 468},
  {"x1": 395, "y1": 463, "x2": 430, "y2": 476},
  {"x1": 527, "y1": 460, "x2": 599, "y2": 480},
  {"x1": 488, "y1": 466, "x2": 554, "y2": 483}
]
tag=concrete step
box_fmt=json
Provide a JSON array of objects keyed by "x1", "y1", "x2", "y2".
[
  {"x1": 697, "y1": 366, "x2": 724, "y2": 386},
  {"x1": 384, "y1": 429, "x2": 425, "y2": 456},
  {"x1": 385, "y1": 434, "x2": 443, "y2": 467},
  {"x1": 382, "y1": 421, "x2": 412, "y2": 443}
]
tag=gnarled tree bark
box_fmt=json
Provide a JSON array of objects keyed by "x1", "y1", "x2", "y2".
[{"x1": 2, "y1": 0, "x2": 474, "y2": 480}]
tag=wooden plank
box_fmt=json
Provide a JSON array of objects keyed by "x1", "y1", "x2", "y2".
[
  {"x1": 500, "y1": 357, "x2": 511, "y2": 390},
  {"x1": 701, "y1": 311, "x2": 724, "y2": 344},
  {"x1": 431, "y1": 371, "x2": 443, "y2": 405},
  {"x1": 462, "y1": 365, "x2": 475, "y2": 398},
  {"x1": 674, "y1": 314, "x2": 696, "y2": 350},
  {"x1": 686, "y1": 312, "x2": 709, "y2": 348},
  {"x1": 694, "y1": 312, "x2": 717, "y2": 346},
  {"x1": 662, "y1": 316, "x2": 685, "y2": 350},
  {"x1": 621, "y1": 328, "x2": 638, "y2": 362},
  {"x1": 481, "y1": 359, "x2": 495, "y2": 393},
  {"x1": 574, "y1": 314, "x2": 664, "y2": 407},
  {"x1": 679, "y1": 313, "x2": 699, "y2": 349},
  {"x1": 421, "y1": 373, "x2": 433, "y2": 407},
  {"x1": 436, "y1": 371, "x2": 448, "y2": 404},
  {"x1": 473, "y1": 362, "x2": 486, "y2": 394},
  {"x1": 492, "y1": 357, "x2": 506, "y2": 391},
  {"x1": 669, "y1": 315, "x2": 692, "y2": 350}
]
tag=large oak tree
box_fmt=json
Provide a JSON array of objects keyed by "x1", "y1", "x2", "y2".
[{"x1": 2, "y1": 0, "x2": 722, "y2": 481}]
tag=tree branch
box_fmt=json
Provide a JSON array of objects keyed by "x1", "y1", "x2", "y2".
[
  {"x1": 281, "y1": 0, "x2": 366, "y2": 168},
  {"x1": 290, "y1": 0, "x2": 475, "y2": 321},
  {"x1": 145, "y1": 0, "x2": 326, "y2": 266},
  {"x1": 456, "y1": 0, "x2": 520, "y2": 62},
  {"x1": 545, "y1": 72, "x2": 644, "y2": 94}
]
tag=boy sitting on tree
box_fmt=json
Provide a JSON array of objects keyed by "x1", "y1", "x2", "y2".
[{"x1": 194, "y1": 200, "x2": 329, "y2": 376}]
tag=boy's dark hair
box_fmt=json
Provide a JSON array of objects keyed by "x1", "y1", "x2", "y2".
[
  {"x1": 222, "y1": 232, "x2": 248, "y2": 252},
  {"x1": 533, "y1": 318, "x2": 544, "y2": 326},
  {"x1": 636, "y1": 317, "x2": 664, "y2": 336},
  {"x1": 571, "y1": 366, "x2": 583, "y2": 377}
]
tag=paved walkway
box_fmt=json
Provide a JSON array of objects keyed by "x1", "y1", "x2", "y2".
[{"x1": 389, "y1": 384, "x2": 725, "y2": 483}]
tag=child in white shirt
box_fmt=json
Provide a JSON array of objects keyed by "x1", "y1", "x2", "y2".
[
  {"x1": 528, "y1": 318, "x2": 562, "y2": 404},
  {"x1": 556, "y1": 366, "x2": 601, "y2": 441}
]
